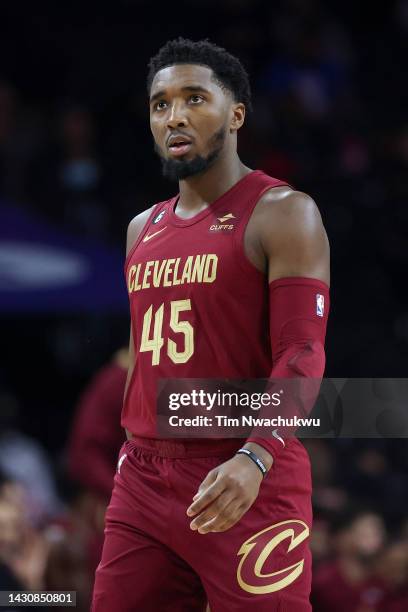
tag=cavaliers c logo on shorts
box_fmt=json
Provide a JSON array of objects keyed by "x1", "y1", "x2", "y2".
[{"x1": 236, "y1": 519, "x2": 310, "y2": 594}]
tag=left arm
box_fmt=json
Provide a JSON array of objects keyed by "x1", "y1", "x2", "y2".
[{"x1": 187, "y1": 190, "x2": 330, "y2": 534}]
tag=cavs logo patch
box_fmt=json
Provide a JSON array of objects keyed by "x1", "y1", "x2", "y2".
[{"x1": 236, "y1": 519, "x2": 309, "y2": 595}]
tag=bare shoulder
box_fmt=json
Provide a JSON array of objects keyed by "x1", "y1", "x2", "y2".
[
  {"x1": 255, "y1": 187, "x2": 324, "y2": 229},
  {"x1": 126, "y1": 205, "x2": 155, "y2": 256},
  {"x1": 252, "y1": 187, "x2": 330, "y2": 284},
  {"x1": 253, "y1": 187, "x2": 328, "y2": 248}
]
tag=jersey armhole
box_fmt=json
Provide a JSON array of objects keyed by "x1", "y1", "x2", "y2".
[
  {"x1": 233, "y1": 181, "x2": 292, "y2": 275},
  {"x1": 123, "y1": 201, "x2": 169, "y2": 275}
]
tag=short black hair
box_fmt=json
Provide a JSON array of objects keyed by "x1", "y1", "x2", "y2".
[{"x1": 147, "y1": 37, "x2": 252, "y2": 112}]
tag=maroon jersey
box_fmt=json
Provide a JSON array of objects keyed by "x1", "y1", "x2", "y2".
[
  {"x1": 123, "y1": 170, "x2": 288, "y2": 438},
  {"x1": 67, "y1": 362, "x2": 126, "y2": 498}
]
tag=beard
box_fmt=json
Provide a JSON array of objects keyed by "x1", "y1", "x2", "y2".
[{"x1": 155, "y1": 125, "x2": 226, "y2": 181}]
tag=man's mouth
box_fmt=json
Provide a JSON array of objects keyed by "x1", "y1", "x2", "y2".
[{"x1": 167, "y1": 136, "x2": 193, "y2": 157}]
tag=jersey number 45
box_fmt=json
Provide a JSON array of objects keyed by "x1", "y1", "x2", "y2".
[{"x1": 140, "y1": 299, "x2": 194, "y2": 366}]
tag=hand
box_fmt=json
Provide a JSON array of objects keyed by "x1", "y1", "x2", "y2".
[{"x1": 186, "y1": 454, "x2": 264, "y2": 534}]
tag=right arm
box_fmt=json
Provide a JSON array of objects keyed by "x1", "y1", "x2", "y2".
[{"x1": 123, "y1": 206, "x2": 155, "y2": 439}]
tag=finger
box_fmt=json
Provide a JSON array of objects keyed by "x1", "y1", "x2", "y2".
[
  {"x1": 200, "y1": 503, "x2": 250, "y2": 534},
  {"x1": 187, "y1": 477, "x2": 226, "y2": 517},
  {"x1": 189, "y1": 491, "x2": 235, "y2": 531},
  {"x1": 195, "y1": 499, "x2": 241, "y2": 534},
  {"x1": 192, "y1": 468, "x2": 218, "y2": 501}
]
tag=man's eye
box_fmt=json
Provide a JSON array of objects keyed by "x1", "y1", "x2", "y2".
[
  {"x1": 189, "y1": 95, "x2": 204, "y2": 104},
  {"x1": 155, "y1": 101, "x2": 167, "y2": 110}
]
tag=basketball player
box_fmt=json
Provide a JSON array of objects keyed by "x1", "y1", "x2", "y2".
[{"x1": 92, "y1": 38, "x2": 330, "y2": 611}]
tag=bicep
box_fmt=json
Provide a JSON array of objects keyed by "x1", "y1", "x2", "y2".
[{"x1": 263, "y1": 192, "x2": 330, "y2": 286}]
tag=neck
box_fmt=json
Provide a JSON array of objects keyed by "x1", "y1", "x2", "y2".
[{"x1": 177, "y1": 151, "x2": 251, "y2": 214}]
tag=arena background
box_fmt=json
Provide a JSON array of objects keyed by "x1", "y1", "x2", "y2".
[{"x1": 0, "y1": 1, "x2": 407, "y2": 610}]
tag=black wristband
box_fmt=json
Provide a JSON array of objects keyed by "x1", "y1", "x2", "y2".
[{"x1": 236, "y1": 448, "x2": 268, "y2": 478}]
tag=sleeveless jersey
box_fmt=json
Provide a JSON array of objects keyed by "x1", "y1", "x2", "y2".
[{"x1": 123, "y1": 170, "x2": 288, "y2": 439}]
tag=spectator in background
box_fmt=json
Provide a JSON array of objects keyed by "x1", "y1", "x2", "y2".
[
  {"x1": 376, "y1": 539, "x2": 408, "y2": 612},
  {"x1": 0, "y1": 390, "x2": 61, "y2": 526},
  {"x1": 304, "y1": 439, "x2": 348, "y2": 516},
  {"x1": 0, "y1": 471, "x2": 48, "y2": 593},
  {"x1": 66, "y1": 346, "x2": 127, "y2": 502},
  {"x1": 312, "y1": 507, "x2": 388, "y2": 611},
  {"x1": 27, "y1": 104, "x2": 108, "y2": 238},
  {"x1": 43, "y1": 476, "x2": 98, "y2": 612},
  {"x1": 66, "y1": 347, "x2": 127, "y2": 573},
  {"x1": 42, "y1": 347, "x2": 129, "y2": 609}
]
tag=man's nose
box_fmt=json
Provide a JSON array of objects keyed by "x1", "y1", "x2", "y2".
[{"x1": 167, "y1": 102, "x2": 188, "y2": 129}]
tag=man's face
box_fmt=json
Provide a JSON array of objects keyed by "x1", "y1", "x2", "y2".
[{"x1": 149, "y1": 64, "x2": 236, "y2": 180}]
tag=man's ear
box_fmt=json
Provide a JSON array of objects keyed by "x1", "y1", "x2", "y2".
[{"x1": 230, "y1": 103, "x2": 246, "y2": 132}]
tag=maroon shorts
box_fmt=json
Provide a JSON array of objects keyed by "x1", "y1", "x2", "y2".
[{"x1": 92, "y1": 437, "x2": 312, "y2": 612}]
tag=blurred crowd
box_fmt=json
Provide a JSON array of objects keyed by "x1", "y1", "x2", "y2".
[
  {"x1": 1, "y1": 354, "x2": 408, "y2": 610},
  {"x1": 0, "y1": 0, "x2": 407, "y2": 609},
  {"x1": 0, "y1": 349, "x2": 127, "y2": 610}
]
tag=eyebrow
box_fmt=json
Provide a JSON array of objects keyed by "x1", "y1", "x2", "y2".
[{"x1": 149, "y1": 85, "x2": 212, "y2": 104}]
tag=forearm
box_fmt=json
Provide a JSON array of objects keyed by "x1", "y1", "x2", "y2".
[{"x1": 245, "y1": 277, "x2": 330, "y2": 467}]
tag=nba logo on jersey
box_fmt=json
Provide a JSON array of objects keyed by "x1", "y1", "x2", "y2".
[{"x1": 316, "y1": 294, "x2": 324, "y2": 317}]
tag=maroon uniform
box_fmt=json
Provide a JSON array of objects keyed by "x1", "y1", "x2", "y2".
[
  {"x1": 123, "y1": 170, "x2": 285, "y2": 438},
  {"x1": 92, "y1": 171, "x2": 326, "y2": 611}
]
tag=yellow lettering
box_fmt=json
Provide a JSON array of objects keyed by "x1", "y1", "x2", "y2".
[
  {"x1": 142, "y1": 261, "x2": 154, "y2": 289},
  {"x1": 130, "y1": 255, "x2": 218, "y2": 291},
  {"x1": 134, "y1": 264, "x2": 142, "y2": 292},
  {"x1": 153, "y1": 259, "x2": 166, "y2": 287},
  {"x1": 203, "y1": 254, "x2": 218, "y2": 283},
  {"x1": 173, "y1": 258, "x2": 181, "y2": 285},
  {"x1": 163, "y1": 258, "x2": 175, "y2": 287},
  {"x1": 191, "y1": 255, "x2": 206, "y2": 282},
  {"x1": 128, "y1": 265, "x2": 136, "y2": 292},
  {"x1": 181, "y1": 256, "x2": 193, "y2": 284}
]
